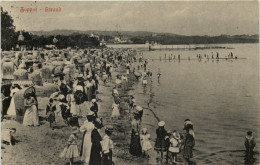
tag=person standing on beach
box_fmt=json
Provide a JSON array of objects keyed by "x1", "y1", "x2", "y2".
[
  {"x1": 111, "y1": 101, "x2": 120, "y2": 120},
  {"x1": 157, "y1": 68, "x2": 161, "y2": 81},
  {"x1": 129, "y1": 115, "x2": 142, "y2": 157},
  {"x1": 142, "y1": 76, "x2": 148, "y2": 86},
  {"x1": 182, "y1": 119, "x2": 195, "y2": 164},
  {"x1": 135, "y1": 106, "x2": 143, "y2": 123},
  {"x1": 6, "y1": 84, "x2": 21, "y2": 117},
  {"x1": 80, "y1": 112, "x2": 95, "y2": 165},
  {"x1": 89, "y1": 120, "x2": 103, "y2": 165},
  {"x1": 115, "y1": 75, "x2": 122, "y2": 89},
  {"x1": 101, "y1": 126, "x2": 114, "y2": 165},
  {"x1": 60, "y1": 127, "x2": 79, "y2": 165},
  {"x1": 46, "y1": 98, "x2": 56, "y2": 130},
  {"x1": 121, "y1": 74, "x2": 128, "y2": 91},
  {"x1": 244, "y1": 131, "x2": 256, "y2": 162},
  {"x1": 90, "y1": 99, "x2": 98, "y2": 118},
  {"x1": 168, "y1": 130, "x2": 182, "y2": 164},
  {"x1": 140, "y1": 128, "x2": 152, "y2": 158},
  {"x1": 154, "y1": 121, "x2": 167, "y2": 162},
  {"x1": 23, "y1": 93, "x2": 40, "y2": 127}
]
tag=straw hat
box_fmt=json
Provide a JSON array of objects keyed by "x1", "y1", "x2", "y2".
[
  {"x1": 136, "y1": 106, "x2": 142, "y2": 111},
  {"x1": 158, "y1": 121, "x2": 165, "y2": 127}
]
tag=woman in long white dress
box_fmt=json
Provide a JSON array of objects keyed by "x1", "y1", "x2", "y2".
[
  {"x1": 7, "y1": 85, "x2": 21, "y2": 116},
  {"x1": 111, "y1": 102, "x2": 120, "y2": 119},
  {"x1": 23, "y1": 93, "x2": 40, "y2": 126},
  {"x1": 67, "y1": 92, "x2": 77, "y2": 116},
  {"x1": 80, "y1": 112, "x2": 95, "y2": 165}
]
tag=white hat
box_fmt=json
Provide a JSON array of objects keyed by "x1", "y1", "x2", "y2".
[
  {"x1": 58, "y1": 94, "x2": 65, "y2": 100},
  {"x1": 158, "y1": 121, "x2": 165, "y2": 127},
  {"x1": 172, "y1": 131, "x2": 180, "y2": 140},
  {"x1": 78, "y1": 74, "x2": 83, "y2": 78},
  {"x1": 184, "y1": 120, "x2": 193, "y2": 126},
  {"x1": 142, "y1": 128, "x2": 147, "y2": 133},
  {"x1": 136, "y1": 106, "x2": 142, "y2": 111},
  {"x1": 87, "y1": 111, "x2": 95, "y2": 116},
  {"x1": 91, "y1": 99, "x2": 96, "y2": 103}
]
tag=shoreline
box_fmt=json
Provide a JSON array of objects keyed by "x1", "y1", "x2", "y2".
[{"x1": 1, "y1": 62, "x2": 159, "y2": 165}]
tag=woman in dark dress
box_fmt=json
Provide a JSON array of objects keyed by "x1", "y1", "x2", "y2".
[
  {"x1": 182, "y1": 119, "x2": 195, "y2": 164},
  {"x1": 154, "y1": 121, "x2": 167, "y2": 161},
  {"x1": 89, "y1": 120, "x2": 103, "y2": 165},
  {"x1": 129, "y1": 115, "x2": 142, "y2": 157},
  {"x1": 90, "y1": 99, "x2": 98, "y2": 117}
]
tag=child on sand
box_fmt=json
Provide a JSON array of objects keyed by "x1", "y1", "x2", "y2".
[
  {"x1": 111, "y1": 101, "x2": 120, "y2": 120},
  {"x1": 245, "y1": 131, "x2": 256, "y2": 161},
  {"x1": 142, "y1": 76, "x2": 148, "y2": 86},
  {"x1": 2, "y1": 128, "x2": 16, "y2": 146},
  {"x1": 112, "y1": 87, "x2": 119, "y2": 97},
  {"x1": 155, "y1": 121, "x2": 167, "y2": 161},
  {"x1": 101, "y1": 126, "x2": 114, "y2": 165},
  {"x1": 168, "y1": 130, "x2": 182, "y2": 163},
  {"x1": 60, "y1": 127, "x2": 79, "y2": 165},
  {"x1": 46, "y1": 98, "x2": 56, "y2": 130},
  {"x1": 103, "y1": 71, "x2": 108, "y2": 86},
  {"x1": 140, "y1": 128, "x2": 152, "y2": 158}
]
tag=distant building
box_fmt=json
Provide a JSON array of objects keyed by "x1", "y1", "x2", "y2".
[
  {"x1": 90, "y1": 33, "x2": 100, "y2": 41},
  {"x1": 100, "y1": 38, "x2": 106, "y2": 46},
  {"x1": 114, "y1": 36, "x2": 132, "y2": 44}
]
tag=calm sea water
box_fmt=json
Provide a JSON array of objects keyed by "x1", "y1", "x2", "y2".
[{"x1": 132, "y1": 44, "x2": 260, "y2": 165}]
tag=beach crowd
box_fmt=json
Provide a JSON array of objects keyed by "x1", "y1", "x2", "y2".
[{"x1": 1, "y1": 47, "x2": 255, "y2": 165}]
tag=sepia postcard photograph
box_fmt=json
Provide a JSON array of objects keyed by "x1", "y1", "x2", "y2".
[{"x1": 1, "y1": 1, "x2": 259, "y2": 165}]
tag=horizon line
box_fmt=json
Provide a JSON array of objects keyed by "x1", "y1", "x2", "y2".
[{"x1": 26, "y1": 29, "x2": 259, "y2": 37}]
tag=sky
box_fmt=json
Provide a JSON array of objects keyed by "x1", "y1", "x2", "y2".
[{"x1": 1, "y1": 1, "x2": 259, "y2": 36}]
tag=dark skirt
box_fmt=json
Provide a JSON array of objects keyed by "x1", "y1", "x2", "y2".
[
  {"x1": 129, "y1": 131, "x2": 142, "y2": 157},
  {"x1": 183, "y1": 145, "x2": 193, "y2": 159},
  {"x1": 183, "y1": 134, "x2": 195, "y2": 160},
  {"x1": 101, "y1": 151, "x2": 113, "y2": 165},
  {"x1": 89, "y1": 142, "x2": 102, "y2": 165},
  {"x1": 154, "y1": 137, "x2": 166, "y2": 152},
  {"x1": 49, "y1": 112, "x2": 55, "y2": 123},
  {"x1": 68, "y1": 116, "x2": 79, "y2": 127},
  {"x1": 87, "y1": 87, "x2": 92, "y2": 101}
]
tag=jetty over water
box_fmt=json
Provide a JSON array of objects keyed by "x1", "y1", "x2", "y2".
[{"x1": 106, "y1": 43, "x2": 233, "y2": 51}]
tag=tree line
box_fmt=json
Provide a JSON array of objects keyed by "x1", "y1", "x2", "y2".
[{"x1": 1, "y1": 7, "x2": 100, "y2": 51}]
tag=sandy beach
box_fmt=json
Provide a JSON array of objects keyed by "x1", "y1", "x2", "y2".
[{"x1": 1, "y1": 64, "x2": 160, "y2": 165}]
